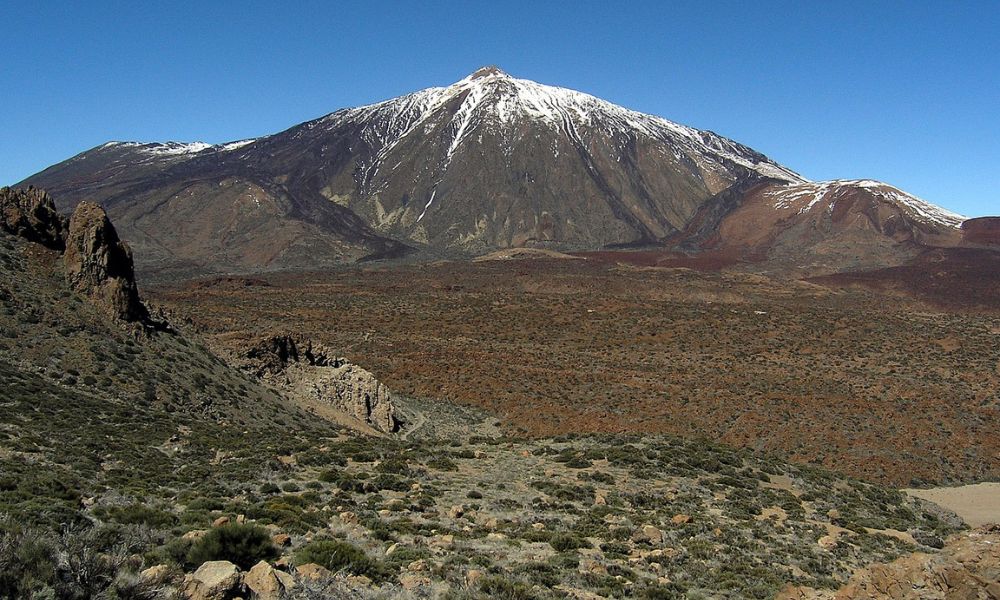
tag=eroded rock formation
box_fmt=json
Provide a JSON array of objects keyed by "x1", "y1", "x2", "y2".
[
  {"x1": 243, "y1": 335, "x2": 399, "y2": 433},
  {"x1": 64, "y1": 201, "x2": 148, "y2": 322},
  {"x1": 0, "y1": 186, "x2": 67, "y2": 250},
  {"x1": 1, "y1": 188, "x2": 151, "y2": 325}
]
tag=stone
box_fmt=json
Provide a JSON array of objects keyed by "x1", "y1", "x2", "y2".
[
  {"x1": 244, "y1": 560, "x2": 295, "y2": 600},
  {"x1": 399, "y1": 573, "x2": 430, "y2": 590},
  {"x1": 139, "y1": 564, "x2": 171, "y2": 583},
  {"x1": 63, "y1": 201, "x2": 148, "y2": 322},
  {"x1": 183, "y1": 560, "x2": 242, "y2": 600},
  {"x1": 182, "y1": 529, "x2": 208, "y2": 541},
  {"x1": 338, "y1": 511, "x2": 359, "y2": 525},
  {"x1": 295, "y1": 563, "x2": 332, "y2": 581},
  {"x1": 632, "y1": 524, "x2": 663, "y2": 546},
  {"x1": 271, "y1": 533, "x2": 291, "y2": 547},
  {"x1": 212, "y1": 516, "x2": 231, "y2": 528},
  {"x1": 466, "y1": 569, "x2": 485, "y2": 586},
  {"x1": 0, "y1": 187, "x2": 67, "y2": 250},
  {"x1": 407, "y1": 559, "x2": 429, "y2": 572},
  {"x1": 428, "y1": 534, "x2": 455, "y2": 551},
  {"x1": 578, "y1": 558, "x2": 607, "y2": 575},
  {"x1": 670, "y1": 514, "x2": 691, "y2": 525}
]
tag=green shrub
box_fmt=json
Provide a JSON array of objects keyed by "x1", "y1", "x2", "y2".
[
  {"x1": 186, "y1": 524, "x2": 278, "y2": 570},
  {"x1": 549, "y1": 532, "x2": 590, "y2": 552},
  {"x1": 294, "y1": 539, "x2": 384, "y2": 579}
]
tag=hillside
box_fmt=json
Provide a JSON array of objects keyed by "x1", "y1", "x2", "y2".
[{"x1": 2, "y1": 186, "x2": 992, "y2": 599}]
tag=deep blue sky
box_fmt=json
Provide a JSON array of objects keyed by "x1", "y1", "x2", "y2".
[{"x1": 3, "y1": 1, "x2": 997, "y2": 216}]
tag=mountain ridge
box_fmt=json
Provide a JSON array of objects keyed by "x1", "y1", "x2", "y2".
[{"x1": 19, "y1": 67, "x2": 985, "y2": 280}]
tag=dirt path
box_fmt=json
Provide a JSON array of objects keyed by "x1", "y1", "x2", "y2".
[{"x1": 904, "y1": 483, "x2": 1000, "y2": 526}]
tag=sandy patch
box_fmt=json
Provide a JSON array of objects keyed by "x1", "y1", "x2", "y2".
[{"x1": 904, "y1": 483, "x2": 1000, "y2": 526}]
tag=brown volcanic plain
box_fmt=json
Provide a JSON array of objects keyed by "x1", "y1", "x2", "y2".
[{"x1": 150, "y1": 255, "x2": 1000, "y2": 488}]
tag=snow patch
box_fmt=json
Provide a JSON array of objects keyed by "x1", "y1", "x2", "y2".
[{"x1": 767, "y1": 179, "x2": 965, "y2": 228}]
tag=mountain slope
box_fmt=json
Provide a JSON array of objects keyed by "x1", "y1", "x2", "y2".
[
  {"x1": 22, "y1": 67, "x2": 806, "y2": 278},
  {"x1": 672, "y1": 178, "x2": 970, "y2": 274}
]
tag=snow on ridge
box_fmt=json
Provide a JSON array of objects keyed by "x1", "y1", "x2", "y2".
[
  {"x1": 219, "y1": 139, "x2": 257, "y2": 152},
  {"x1": 767, "y1": 179, "x2": 965, "y2": 228},
  {"x1": 137, "y1": 141, "x2": 214, "y2": 156}
]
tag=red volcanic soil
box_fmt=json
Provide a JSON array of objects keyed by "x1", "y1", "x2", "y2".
[
  {"x1": 812, "y1": 247, "x2": 1000, "y2": 312},
  {"x1": 152, "y1": 258, "x2": 1000, "y2": 487}
]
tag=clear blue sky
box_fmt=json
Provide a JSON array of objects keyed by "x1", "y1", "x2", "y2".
[{"x1": 2, "y1": 1, "x2": 997, "y2": 216}]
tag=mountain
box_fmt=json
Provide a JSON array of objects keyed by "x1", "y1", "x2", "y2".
[
  {"x1": 20, "y1": 66, "x2": 983, "y2": 279},
  {"x1": 671, "y1": 178, "x2": 970, "y2": 273}
]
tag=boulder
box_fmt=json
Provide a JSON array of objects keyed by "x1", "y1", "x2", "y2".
[
  {"x1": 183, "y1": 560, "x2": 242, "y2": 600},
  {"x1": 0, "y1": 187, "x2": 67, "y2": 249},
  {"x1": 244, "y1": 560, "x2": 295, "y2": 600},
  {"x1": 63, "y1": 201, "x2": 148, "y2": 322}
]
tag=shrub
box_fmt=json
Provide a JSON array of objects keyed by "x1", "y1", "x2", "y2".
[
  {"x1": 186, "y1": 524, "x2": 278, "y2": 570},
  {"x1": 549, "y1": 532, "x2": 590, "y2": 552},
  {"x1": 294, "y1": 539, "x2": 383, "y2": 579}
]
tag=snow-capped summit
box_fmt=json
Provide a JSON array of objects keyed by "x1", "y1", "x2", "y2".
[{"x1": 19, "y1": 67, "x2": 975, "y2": 278}]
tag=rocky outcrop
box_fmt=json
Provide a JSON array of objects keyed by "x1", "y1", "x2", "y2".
[
  {"x1": 244, "y1": 335, "x2": 341, "y2": 378},
  {"x1": 242, "y1": 335, "x2": 400, "y2": 433},
  {"x1": 299, "y1": 362, "x2": 399, "y2": 434},
  {"x1": 64, "y1": 201, "x2": 148, "y2": 323},
  {"x1": 777, "y1": 524, "x2": 1000, "y2": 600},
  {"x1": 0, "y1": 186, "x2": 67, "y2": 250}
]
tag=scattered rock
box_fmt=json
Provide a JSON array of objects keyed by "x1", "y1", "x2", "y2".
[
  {"x1": 183, "y1": 560, "x2": 242, "y2": 600},
  {"x1": 781, "y1": 525, "x2": 1000, "y2": 599}
]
